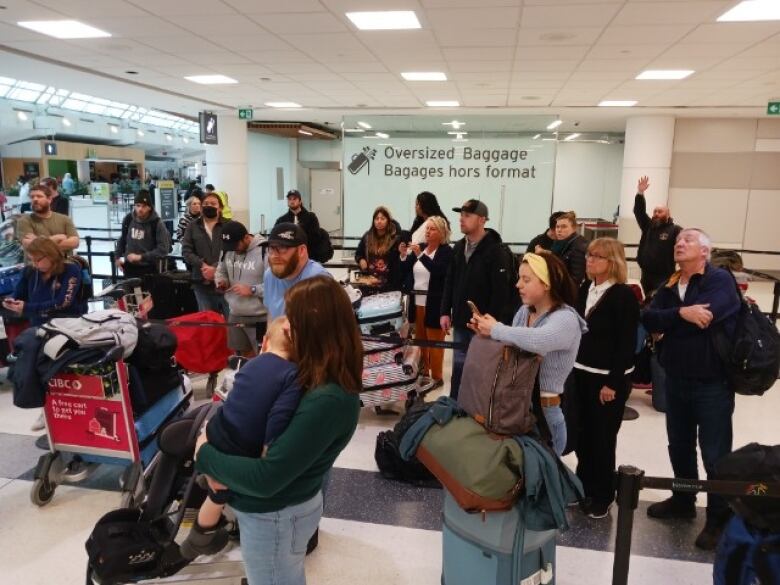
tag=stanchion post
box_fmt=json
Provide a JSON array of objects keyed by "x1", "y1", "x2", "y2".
[
  {"x1": 85, "y1": 236, "x2": 93, "y2": 272},
  {"x1": 612, "y1": 465, "x2": 645, "y2": 585},
  {"x1": 109, "y1": 251, "x2": 117, "y2": 284},
  {"x1": 771, "y1": 281, "x2": 779, "y2": 323}
]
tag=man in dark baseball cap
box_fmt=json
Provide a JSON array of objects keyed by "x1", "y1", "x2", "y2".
[
  {"x1": 262, "y1": 222, "x2": 330, "y2": 319},
  {"x1": 452, "y1": 198, "x2": 489, "y2": 219},
  {"x1": 220, "y1": 220, "x2": 249, "y2": 252},
  {"x1": 274, "y1": 189, "x2": 328, "y2": 262}
]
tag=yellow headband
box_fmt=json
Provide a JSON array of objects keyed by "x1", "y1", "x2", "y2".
[{"x1": 522, "y1": 253, "x2": 550, "y2": 287}]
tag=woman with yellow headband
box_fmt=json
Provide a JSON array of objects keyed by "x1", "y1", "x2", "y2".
[{"x1": 470, "y1": 250, "x2": 587, "y2": 455}]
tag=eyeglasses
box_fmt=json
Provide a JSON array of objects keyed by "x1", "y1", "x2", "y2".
[
  {"x1": 268, "y1": 245, "x2": 294, "y2": 256},
  {"x1": 586, "y1": 252, "x2": 609, "y2": 261}
]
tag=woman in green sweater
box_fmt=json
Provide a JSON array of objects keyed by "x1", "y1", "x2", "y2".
[{"x1": 195, "y1": 275, "x2": 363, "y2": 585}]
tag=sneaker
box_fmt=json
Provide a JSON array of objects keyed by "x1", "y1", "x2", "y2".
[
  {"x1": 587, "y1": 502, "x2": 613, "y2": 519},
  {"x1": 30, "y1": 413, "x2": 45, "y2": 432},
  {"x1": 180, "y1": 518, "x2": 230, "y2": 560},
  {"x1": 647, "y1": 497, "x2": 697, "y2": 520},
  {"x1": 695, "y1": 521, "x2": 725, "y2": 550}
]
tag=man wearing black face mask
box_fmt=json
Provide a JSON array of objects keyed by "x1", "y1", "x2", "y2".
[{"x1": 182, "y1": 192, "x2": 229, "y2": 315}]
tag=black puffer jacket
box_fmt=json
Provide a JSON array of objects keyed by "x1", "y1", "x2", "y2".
[{"x1": 556, "y1": 234, "x2": 588, "y2": 285}]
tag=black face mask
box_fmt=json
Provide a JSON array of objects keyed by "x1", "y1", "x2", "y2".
[{"x1": 202, "y1": 206, "x2": 219, "y2": 219}]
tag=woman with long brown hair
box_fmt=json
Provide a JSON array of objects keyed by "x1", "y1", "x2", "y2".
[
  {"x1": 355, "y1": 205, "x2": 402, "y2": 291},
  {"x1": 470, "y1": 251, "x2": 588, "y2": 455},
  {"x1": 194, "y1": 276, "x2": 362, "y2": 585}
]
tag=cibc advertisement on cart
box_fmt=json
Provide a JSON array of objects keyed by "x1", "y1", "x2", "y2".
[{"x1": 44, "y1": 361, "x2": 140, "y2": 460}]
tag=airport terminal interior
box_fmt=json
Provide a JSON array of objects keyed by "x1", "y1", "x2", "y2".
[{"x1": 1, "y1": 0, "x2": 780, "y2": 584}]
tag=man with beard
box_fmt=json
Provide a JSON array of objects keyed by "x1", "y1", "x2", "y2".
[
  {"x1": 262, "y1": 223, "x2": 330, "y2": 320},
  {"x1": 16, "y1": 183, "x2": 79, "y2": 255},
  {"x1": 634, "y1": 175, "x2": 682, "y2": 296}
]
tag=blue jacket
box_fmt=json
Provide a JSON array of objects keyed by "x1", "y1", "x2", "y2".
[
  {"x1": 641, "y1": 264, "x2": 740, "y2": 380},
  {"x1": 206, "y1": 353, "x2": 302, "y2": 457},
  {"x1": 13, "y1": 263, "x2": 85, "y2": 326}
]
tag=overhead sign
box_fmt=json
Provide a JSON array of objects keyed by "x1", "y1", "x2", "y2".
[
  {"x1": 768, "y1": 101, "x2": 780, "y2": 116},
  {"x1": 238, "y1": 108, "x2": 253, "y2": 120},
  {"x1": 343, "y1": 137, "x2": 556, "y2": 244},
  {"x1": 199, "y1": 112, "x2": 218, "y2": 145},
  {"x1": 43, "y1": 142, "x2": 57, "y2": 156}
]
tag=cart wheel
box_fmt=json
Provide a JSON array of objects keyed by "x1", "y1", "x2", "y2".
[
  {"x1": 206, "y1": 373, "x2": 218, "y2": 397},
  {"x1": 30, "y1": 478, "x2": 56, "y2": 507}
]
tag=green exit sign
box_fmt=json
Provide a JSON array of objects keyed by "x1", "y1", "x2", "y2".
[
  {"x1": 238, "y1": 108, "x2": 253, "y2": 120},
  {"x1": 768, "y1": 101, "x2": 780, "y2": 116}
]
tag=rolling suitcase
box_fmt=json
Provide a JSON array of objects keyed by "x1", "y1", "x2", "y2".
[
  {"x1": 143, "y1": 271, "x2": 198, "y2": 319},
  {"x1": 363, "y1": 338, "x2": 405, "y2": 368},
  {"x1": 442, "y1": 491, "x2": 557, "y2": 585},
  {"x1": 362, "y1": 345, "x2": 420, "y2": 390},
  {"x1": 356, "y1": 291, "x2": 405, "y2": 335}
]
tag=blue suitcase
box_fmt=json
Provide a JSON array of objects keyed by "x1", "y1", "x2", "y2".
[
  {"x1": 356, "y1": 291, "x2": 405, "y2": 335},
  {"x1": 442, "y1": 491, "x2": 557, "y2": 585}
]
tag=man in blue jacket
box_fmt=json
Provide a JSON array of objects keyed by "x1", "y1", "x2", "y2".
[{"x1": 641, "y1": 228, "x2": 740, "y2": 550}]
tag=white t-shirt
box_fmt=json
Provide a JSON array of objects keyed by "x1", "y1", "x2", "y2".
[
  {"x1": 678, "y1": 282, "x2": 688, "y2": 301},
  {"x1": 413, "y1": 248, "x2": 437, "y2": 306}
]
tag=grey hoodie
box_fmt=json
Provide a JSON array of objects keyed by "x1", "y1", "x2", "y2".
[
  {"x1": 490, "y1": 304, "x2": 588, "y2": 395},
  {"x1": 215, "y1": 235, "x2": 267, "y2": 318},
  {"x1": 116, "y1": 210, "x2": 170, "y2": 268}
]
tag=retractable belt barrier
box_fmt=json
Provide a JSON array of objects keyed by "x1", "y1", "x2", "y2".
[{"x1": 611, "y1": 465, "x2": 780, "y2": 585}]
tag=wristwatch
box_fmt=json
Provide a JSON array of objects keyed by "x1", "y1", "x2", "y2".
[{"x1": 250, "y1": 285, "x2": 257, "y2": 295}]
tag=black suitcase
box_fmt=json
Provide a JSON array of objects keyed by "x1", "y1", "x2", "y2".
[{"x1": 143, "y1": 271, "x2": 198, "y2": 319}]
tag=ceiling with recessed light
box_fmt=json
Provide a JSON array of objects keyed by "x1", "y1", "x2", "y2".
[{"x1": 0, "y1": 0, "x2": 779, "y2": 129}]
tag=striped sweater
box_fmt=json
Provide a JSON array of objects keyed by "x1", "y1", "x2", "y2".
[{"x1": 490, "y1": 304, "x2": 587, "y2": 395}]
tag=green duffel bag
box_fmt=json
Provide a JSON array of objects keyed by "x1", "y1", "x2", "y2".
[{"x1": 416, "y1": 415, "x2": 524, "y2": 512}]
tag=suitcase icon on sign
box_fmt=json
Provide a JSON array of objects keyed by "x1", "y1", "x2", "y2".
[{"x1": 88, "y1": 407, "x2": 120, "y2": 442}]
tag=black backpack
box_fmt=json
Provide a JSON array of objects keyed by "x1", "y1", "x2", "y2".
[
  {"x1": 69, "y1": 255, "x2": 94, "y2": 303},
  {"x1": 127, "y1": 320, "x2": 178, "y2": 371},
  {"x1": 310, "y1": 227, "x2": 334, "y2": 264},
  {"x1": 713, "y1": 273, "x2": 780, "y2": 396}
]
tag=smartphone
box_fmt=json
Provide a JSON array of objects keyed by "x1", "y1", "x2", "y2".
[{"x1": 466, "y1": 300, "x2": 482, "y2": 317}]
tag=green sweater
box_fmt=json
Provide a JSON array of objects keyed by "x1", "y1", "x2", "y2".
[{"x1": 196, "y1": 383, "x2": 360, "y2": 513}]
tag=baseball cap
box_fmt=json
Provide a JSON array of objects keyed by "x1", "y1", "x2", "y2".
[
  {"x1": 262, "y1": 222, "x2": 307, "y2": 248},
  {"x1": 221, "y1": 221, "x2": 249, "y2": 252},
  {"x1": 286, "y1": 189, "x2": 302, "y2": 199},
  {"x1": 452, "y1": 199, "x2": 489, "y2": 219},
  {"x1": 134, "y1": 191, "x2": 153, "y2": 207}
]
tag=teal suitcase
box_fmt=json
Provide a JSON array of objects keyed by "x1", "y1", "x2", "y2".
[{"x1": 442, "y1": 491, "x2": 556, "y2": 585}]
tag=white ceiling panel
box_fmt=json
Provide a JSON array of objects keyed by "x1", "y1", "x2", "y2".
[
  {"x1": 341, "y1": 72, "x2": 399, "y2": 82},
  {"x1": 577, "y1": 59, "x2": 652, "y2": 72},
  {"x1": 612, "y1": 1, "x2": 730, "y2": 25},
  {"x1": 33, "y1": 0, "x2": 150, "y2": 18},
  {"x1": 327, "y1": 61, "x2": 388, "y2": 73},
  {"x1": 598, "y1": 24, "x2": 695, "y2": 45},
  {"x1": 240, "y1": 50, "x2": 314, "y2": 63},
  {"x1": 178, "y1": 15, "x2": 268, "y2": 36},
  {"x1": 659, "y1": 42, "x2": 754, "y2": 58},
  {"x1": 181, "y1": 51, "x2": 251, "y2": 66},
  {"x1": 319, "y1": 0, "x2": 423, "y2": 14},
  {"x1": 521, "y1": 4, "x2": 621, "y2": 28},
  {"x1": 251, "y1": 12, "x2": 348, "y2": 34},
  {"x1": 436, "y1": 29, "x2": 518, "y2": 48},
  {"x1": 514, "y1": 60, "x2": 579, "y2": 71},
  {"x1": 447, "y1": 61, "x2": 513, "y2": 72},
  {"x1": 515, "y1": 45, "x2": 590, "y2": 60},
  {"x1": 524, "y1": 0, "x2": 621, "y2": 4},
  {"x1": 0, "y1": 1, "x2": 65, "y2": 22},
  {"x1": 586, "y1": 44, "x2": 668, "y2": 60},
  {"x1": 684, "y1": 23, "x2": 780, "y2": 44},
  {"x1": 285, "y1": 72, "x2": 346, "y2": 82},
  {"x1": 516, "y1": 27, "x2": 605, "y2": 46},
  {"x1": 646, "y1": 56, "x2": 726, "y2": 69},
  {"x1": 717, "y1": 57, "x2": 780, "y2": 71},
  {"x1": 283, "y1": 33, "x2": 368, "y2": 59},
  {"x1": 127, "y1": 0, "x2": 238, "y2": 16},
  {"x1": 421, "y1": 0, "x2": 521, "y2": 6},
  {"x1": 355, "y1": 31, "x2": 440, "y2": 53},
  {"x1": 136, "y1": 36, "x2": 210, "y2": 53},
  {"x1": 443, "y1": 47, "x2": 515, "y2": 61},
  {"x1": 224, "y1": 0, "x2": 326, "y2": 12},
  {"x1": 426, "y1": 8, "x2": 520, "y2": 29},
  {"x1": 460, "y1": 94, "x2": 508, "y2": 106},
  {"x1": 568, "y1": 71, "x2": 629, "y2": 81}
]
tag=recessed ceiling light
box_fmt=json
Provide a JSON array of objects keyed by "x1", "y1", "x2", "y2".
[
  {"x1": 137, "y1": 130, "x2": 144, "y2": 137},
  {"x1": 375, "y1": 132, "x2": 389, "y2": 139},
  {"x1": 547, "y1": 120, "x2": 563, "y2": 130},
  {"x1": 109, "y1": 125, "x2": 118, "y2": 134},
  {"x1": 346, "y1": 11, "x2": 421, "y2": 31},
  {"x1": 718, "y1": 0, "x2": 780, "y2": 22},
  {"x1": 16, "y1": 111, "x2": 28, "y2": 121},
  {"x1": 564, "y1": 133, "x2": 580, "y2": 141},
  {"x1": 599, "y1": 100, "x2": 638, "y2": 107},
  {"x1": 426, "y1": 100, "x2": 459, "y2": 107},
  {"x1": 185, "y1": 74, "x2": 238, "y2": 85},
  {"x1": 636, "y1": 70, "x2": 694, "y2": 80},
  {"x1": 298, "y1": 129, "x2": 313, "y2": 136},
  {"x1": 17, "y1": 20, "x2": 111, "y2": 39},
  {"x1": 62, "y1": 118, "x2": 71, "y2": 127},
  {"x1": 165, "y1": 134, "x2": 172, "y2": 141},
  {"x1": 343, "y1": 128, "x2": 365, "y2": 133},
  {"x1": 265, "y1": 102, "x2": 302, "y2": 108},
  {"x1": 532, "y1": 134, "x2": 541, "y2": 140},
  {"x1": 357, "y1": 121, "x2": 372, "y2": 129},
  {"x1": 442, "y1": 120, "x2": 465, "y2": 129},
  {"x1": 183, "y1": 137, "x2": 189, "y2": 144},
  {"x1": 402, "y1": 72, "x2": 447, "y2": 81}
]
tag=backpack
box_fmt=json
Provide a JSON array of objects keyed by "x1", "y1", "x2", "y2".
[
  {"x1": 498, "y1": 243, "x2": 520, "y2": 322},
  {"x1": 714, "y1": 515, "x2": 780, "y2": 585},
  {"x1": 458, "y1": 336, "x2": 541, "y2": 436},
  {"x1": 40, "y1": 309, "x2": 139, "y2": 360},
  {"x1": 127, "y1": 320, "x2": 177, "y2": 371},
  {"x1": 310, "y1": 228, "x2": 334, "y2": 264},
  {"x1": 69, "y1": 255, "x2": 93, "y2": 303},
  {"x1": 713, "y1": 273, "x2": 780, "y2": 396}
]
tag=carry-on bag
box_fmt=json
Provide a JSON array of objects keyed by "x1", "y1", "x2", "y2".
[
  {"x1": 363, "y1": 338, "x2": 406, "y2": 368},
  {"x1": 442, "y1": 490, "x2": 556, "y2": 585},
  {"x1": 356, "y1": 291, "x2": 405, "y2": 335},
  {"x1": 361, "y1": 345, "x2": 420, "y2": 390}
]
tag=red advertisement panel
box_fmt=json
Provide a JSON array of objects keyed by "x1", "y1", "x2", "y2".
[
  {"x1": 47, "y1": 373, "x2": 106, "y2": 398},
  {"x1": 45, "y1": 394, "x2": 132, "y2": 454}
]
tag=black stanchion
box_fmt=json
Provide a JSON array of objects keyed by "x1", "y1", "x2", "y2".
[{"x1": 612, "y1": 466, "x2": 644, "y2": 585}]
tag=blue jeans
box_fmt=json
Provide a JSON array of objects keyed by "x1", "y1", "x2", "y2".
[
  {"x1": 231, "y1": 492, "x2": 323, "y2": 585},
  {"x1": 193, "y1": 284, "x2": 228, "y2": 317},
  {"x1": 665, "y1": 376, "x2": 734, "y2": 520},
  {"x1": 450, "y1": 327, "x2": 474, "y2": 401},
  {"x1": 543, "y1": 404, "x2": 566, "y2": 456}
]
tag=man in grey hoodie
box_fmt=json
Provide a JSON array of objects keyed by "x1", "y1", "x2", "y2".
[
  {"x1": 115, "y1": 190, "x2": 171, "y2": 279},
  {"x1": 216, "y1": 221, "x2": 267, "y2": 355}
]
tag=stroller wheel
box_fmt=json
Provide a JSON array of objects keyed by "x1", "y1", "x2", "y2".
[{"x1": 30, "y1": 477, "x2": 56, "y2": 507}]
